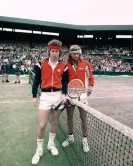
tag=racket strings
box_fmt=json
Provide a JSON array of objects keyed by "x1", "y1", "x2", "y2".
[{"x1": 68, "y1": 79, "x2": 85, "y2": 100}]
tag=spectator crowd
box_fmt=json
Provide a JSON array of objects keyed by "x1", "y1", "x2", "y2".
[{"x1": 0, "y1": 41, "x2": 133, "y2": 77}]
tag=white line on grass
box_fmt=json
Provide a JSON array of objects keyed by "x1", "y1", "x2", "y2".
[
  {"x1": 94, "y1": 88, "x2": 133, "y2": 91},
  {"x1": 0, "y1": 84, "x2": 28, "y2": 86},
  {"x1": 0, "y1": 101, "x2": 32, "y2": 104},
  {"x1": 89, "y1": 95, "x2": 133, "y2": 100}
]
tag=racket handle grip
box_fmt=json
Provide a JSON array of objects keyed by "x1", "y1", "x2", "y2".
[{"x1": 55, "y1": 103, "x2": 62, "y2": 111}]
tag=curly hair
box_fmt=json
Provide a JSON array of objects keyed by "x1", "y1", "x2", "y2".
[
  {"x1": 48, "y1": 39, "x2": 62, "y2": 48},
  {"x1": 47, "y1": 39, "x2": 62, "y2": 56}
]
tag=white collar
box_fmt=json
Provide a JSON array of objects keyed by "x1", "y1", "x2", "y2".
[{"x1": 49, "y1": 58, "x2": 58, "y2": 66}]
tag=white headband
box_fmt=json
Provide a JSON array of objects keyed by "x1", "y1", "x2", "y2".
[{"x1": 70, "y1": 49, "x2": 82, "y2": 54}]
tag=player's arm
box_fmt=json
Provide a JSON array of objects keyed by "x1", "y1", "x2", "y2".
[
  {"x1": 32, "y1": 62, "x2": 41, "y2": 107},
  {"x1": 61, "y1": 65, "x2": 68, "y2": 103},
  {"x1": 87, "y1": 62, "x2": 94, "y2": 95}
]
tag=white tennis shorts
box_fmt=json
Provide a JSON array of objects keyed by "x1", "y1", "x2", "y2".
[{"x1": 39, "y1": 91, "x2": 63, "y2": 110}]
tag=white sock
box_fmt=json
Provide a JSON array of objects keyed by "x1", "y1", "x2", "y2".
[
  {"x1": 37, "y1": 138, "x2": 44, "y2": 150},
  {"x1": 68, "y1": 134, "x2": 74, "y2": 142},
  {"x1": 83, "y1": 137, "x2": 87, "y2": 141},
  {"x1": 48, "y1": 133, "x2": 56, "y2": 146}
]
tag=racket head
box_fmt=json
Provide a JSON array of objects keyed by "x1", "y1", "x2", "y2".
[{"x1": 68, "y1": 79, "x2": 85, "y2": 99}]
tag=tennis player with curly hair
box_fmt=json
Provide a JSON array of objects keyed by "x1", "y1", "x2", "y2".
[{"x1": 32, "y1": 39, "x2": 68, "y2": 164}]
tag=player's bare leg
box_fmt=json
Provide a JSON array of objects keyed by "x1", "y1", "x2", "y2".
[
  {"x1": 2, "y1": 73, "x2": 5, "y2": 83},
  {"x1": 47, "y1": 109, "x2": 61, "y2": 156},
  {"x1": 79, "y1": 107, "x2": 90, "y2": 152},
  {"x1": 5, "y1": 74, "x2": 10, "y2": 83},
  {"x1": 17, "y1": 75, "x2": 20, "y2": 83},
  {"x1": 32, "y1": 109, "x2": 50, "y2": 165},
  {"x1": 62, "y1": 105, "x2": 75, "y2": 147},
  {"x1": 14, "y1": 75, "x2": 18, "y2": 84},
  {"x1": 14, "y1": 75, "x2": 20, "y2": 84}
]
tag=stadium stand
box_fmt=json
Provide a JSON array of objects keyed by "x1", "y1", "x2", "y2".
[
  {"x1": 0, "y1": 41, "x2": 133, "y2": 76},
  {"x1": 0, "y1": 16, "x2": 133, "y2": 166}
]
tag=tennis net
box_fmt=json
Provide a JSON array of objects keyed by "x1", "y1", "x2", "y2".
[{"x1": 29, "y1": 70, "x2": 133, "y2": 166}]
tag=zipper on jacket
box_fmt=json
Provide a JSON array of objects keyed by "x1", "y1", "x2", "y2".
[
  {"x1": 51, "y1": 69, "x2": 54, "y2": 91},
  {"x1": 48, "y1": 61, "x2": 61, "y2": 90}
]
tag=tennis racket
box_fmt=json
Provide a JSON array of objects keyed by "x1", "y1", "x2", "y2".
[
  {"x1": 67, "y1": 79, "x2": 85, "y2": 101},
  {"x1": 55, "y1": 79, "x2": 86, "y2": 111},
  {"x1": 55, "y1": 103, "x2": 62, "y2": 110},
  {"x1": 55, "y1": 102, "x2": 68, "y2": 111}
]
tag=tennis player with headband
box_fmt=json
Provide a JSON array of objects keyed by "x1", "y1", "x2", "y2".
[
  {"x1": 62, "y1": 45, "x2": 94, "y2": 153},
  {"x1": 32, "y1": 39, "x2": 68, "y2": 164}
]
